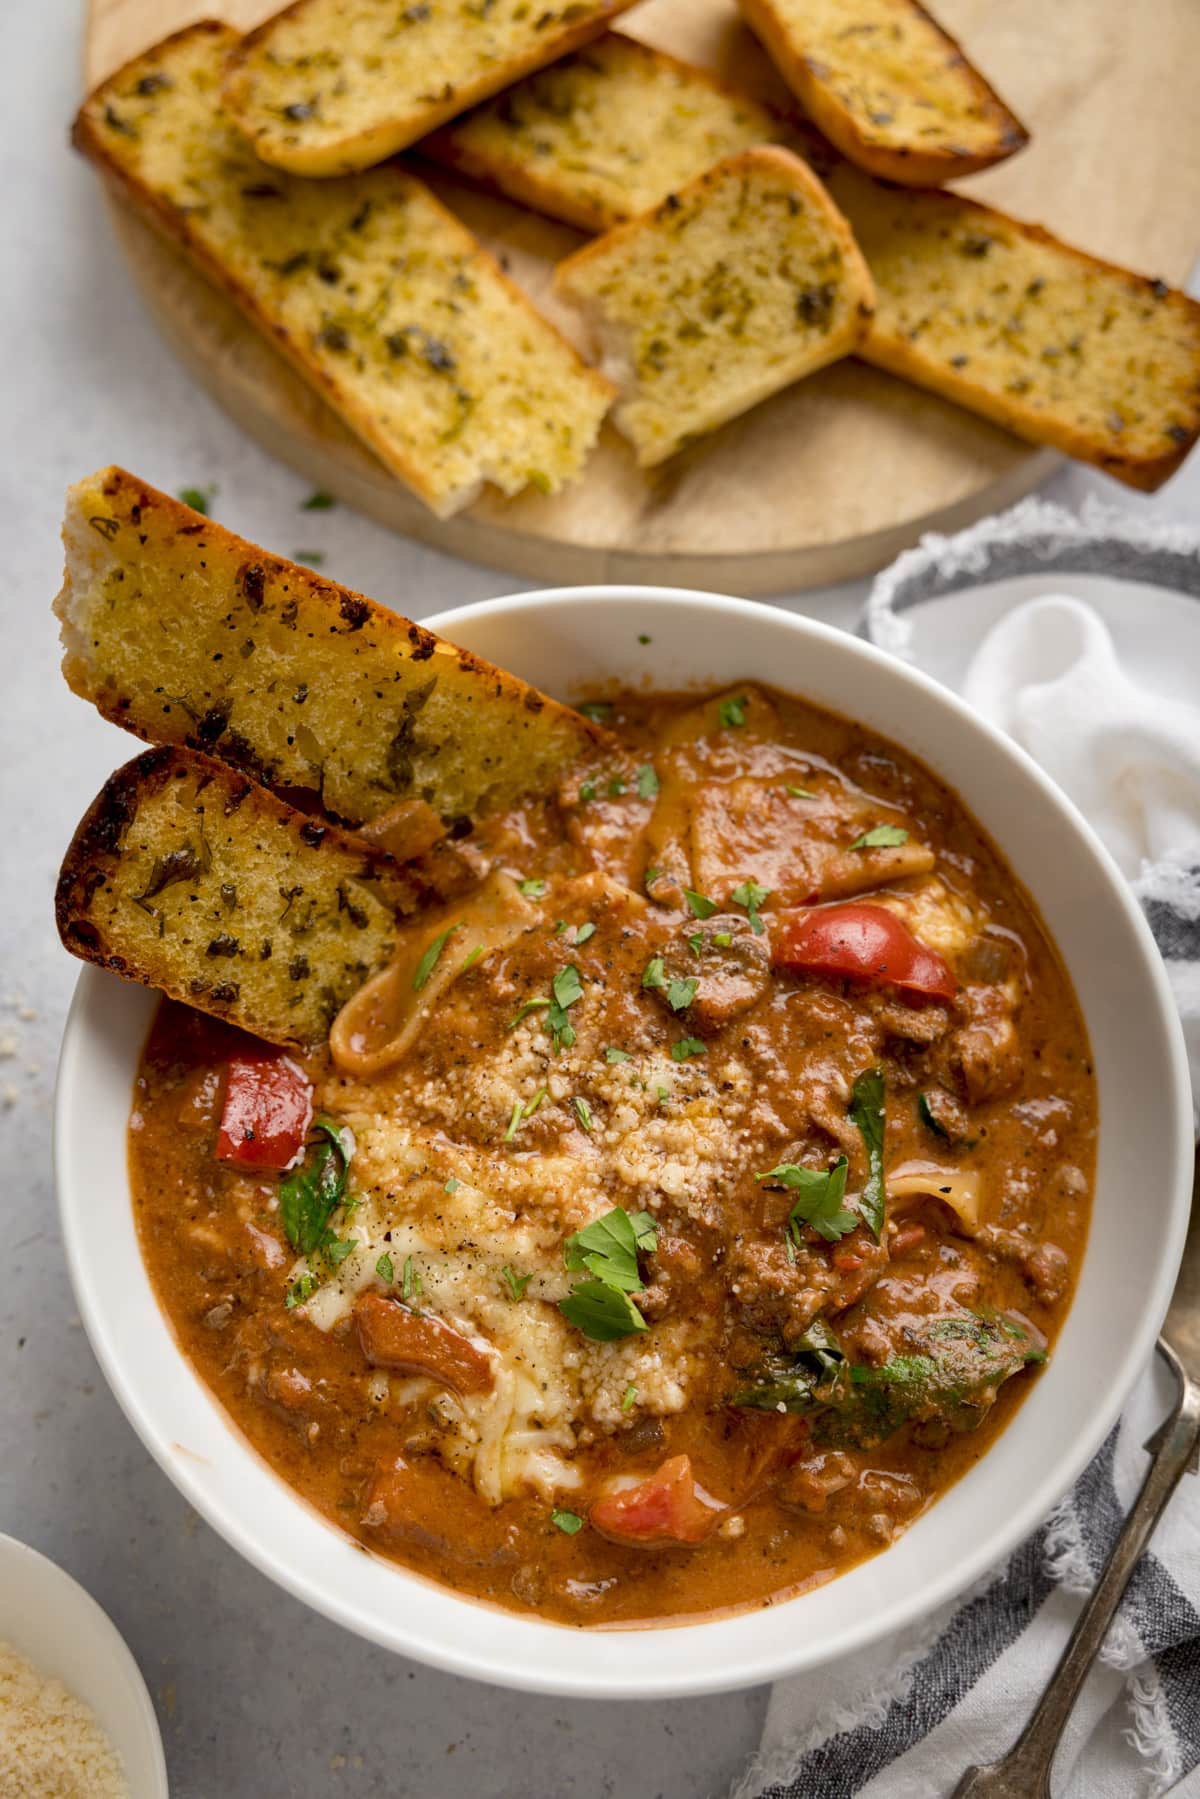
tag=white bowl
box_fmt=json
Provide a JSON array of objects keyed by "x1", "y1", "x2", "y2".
[
  {"x1": 55, "y1": 585, "x2": 1193, "y2": 1699},
  {"x1": 0, "y1": 1534, "x2": 167, "y2": 1796}
]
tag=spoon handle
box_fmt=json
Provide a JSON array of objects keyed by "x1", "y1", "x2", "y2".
[{"x1": 953, "y1": 1340, "x2": 1200, "y2": 1799}]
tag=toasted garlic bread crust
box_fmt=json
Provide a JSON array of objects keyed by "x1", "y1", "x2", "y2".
[
  {"x1": 73, "y1": 24, "x2": 611, "y2": 518},
  {"x1": 739, "y1": 0, "x2": 1027, "y2": 185},
  {"x1": 56, "y1": 747, "x2": 402, "y2": 1048},
  {"x1": 425, "y1": 33, "x2": 787, "y2": 235},
  {"x1": 223, "y1": 0, "x2": 639, "y2": 176},
  {"x1": 831, "y1": 172, "x2": 1200, "y2": 490},
  {"x1": 57, "y1": 468, "x2": 612, "y2": 827},
  {"x1": 555, "y1": 147, "x2": 874, "y2": 467}
]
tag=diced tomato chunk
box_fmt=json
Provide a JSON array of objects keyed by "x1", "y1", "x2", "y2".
[
  {"x1": 589, "y1": 1454, "x2": 724, "y2": 1547},
  {"x1": 354, "y1": 1293, "x2": 494, "y2": 1395},
  {"x1": 215, "y1": 1052, "x2": 313, "y2": 1170},
  {"x1": 771, "y1": 903, "x2": 956, "y2": 1004}
]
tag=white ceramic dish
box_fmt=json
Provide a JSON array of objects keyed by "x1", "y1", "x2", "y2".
[
  {"x1": 55, "y1": 585, "x2": 1193, "y2": 1699},
  {"x1": 0, "y1": 1533, "x2": 167, "y2": 1796}
]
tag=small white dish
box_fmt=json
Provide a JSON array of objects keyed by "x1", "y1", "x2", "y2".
[
  {"x1": 0, "y1": 1533, "x2": 167, "y2": 1797},
  {"x1": 54, "y1": 584, "x2": 1193, "y2": 1699}
]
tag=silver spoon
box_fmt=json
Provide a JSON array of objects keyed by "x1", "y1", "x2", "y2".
[{"x1": 954, "y1": 1157, "x2": 1200, "y2": 1799}]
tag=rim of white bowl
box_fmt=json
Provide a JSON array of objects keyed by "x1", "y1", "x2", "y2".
[
  {"x1": 0, "y1": 1533, "x2": 168, "y2": 1795},
  {"x1": 54, "y1": 584, "x2": 1193, "y2": 1699}
]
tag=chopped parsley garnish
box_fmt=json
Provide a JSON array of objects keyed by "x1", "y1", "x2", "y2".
[
  {"x1": 608, "y1": 777, "x2": 627, "y2": 797},
  {"x1": 573, "y1": 1095, "x2": 593, "y2": 1133},
  {"x1": 666, "y1": 976, "x2": 697, "y2": 1013},
  {"x1": 552, "y1": 1509, "x2": 584, "y2": 1534},
  {"x1": 688, "y1": 932, "x2": 705, "y2": 955},
  {"x1": 574, "y1": 922, "x2": 596, "y2": 946},
  {"x1": 375, "y1": 1253, "x2": 394, "y2": 1284},
  {"x1": 279, "y1": 1117, "x2": 353, "y2": 1260},
  {"x1": 519, "y1": 878, "x2": 548, "y2": 898},
  {"x1": 559, "y1": 1206, "x2": 657, "y2": 1341},
  {"x1": 638, "y1": 633, "x2": 651, "y2": 645},
  {"x1": 504, "y1": 1100, "x2": 524, "y2": 1143},
  {"x1": 524, "y1": 1087, "x2": 546, "y2": 1119},
  {"x1": 559, "y1": 1281, "x2": 646, "y2": 1341},
  {"x1": 547, "y1": 963, "x2": 583, "y2": 1052},
  {"x1": 578, "y1": 701, "x2": 612, "y2": 723},
  {"x1": 713, "y1": 931, "x2": 733, "y2": 948},
  {"x1": 564, "y1": 1206, "x2": 653, "y2": 1288},
  {"x1": 402, "y1": 1256, "x2": 422, "y2": 1302},
  {"x1": 605, "y1": 1046, "x2": 631, "y2": 1064},
  {"x1": 757, "y1": 1156, "x2": 857, "y2": 1244},
  {"x1": 293, "y1": 549, "x2": 326, "y2": 566},
  {"x1": 684, "y1": 889, "x2": 718, "y2": 919},
  {"x1": 636, "y1": 764, "x2": 660, "y2": 799},
  {"x1": 850, "y1": 1066, "x2": 887, "y2": 1240},
  {"x1": 730, "y1": 880, "x2": 770, "y2": 935},
  {"x1": 671, "y1": 1037, "x2": 706, "y2": 1062},
  {"x1": 444, "y1": 1177, "x2": 460, "y2": 1194},
  {"x1": 622, "y1": 1384, "x2": 638, "y2": 1411},
  {"x1": 501, "y1": 1265, "x2": 531, "y2": 1301},
  {"x1": 642, "y1": 956, "x2": 667, "y2": 991},
  {"x1": 413, "y1": 923, "x2": 459, "y2": 991},
  {"x1": 301, "y1": 490, "x2": 335, "y2": 510},
  {"x1": 644, "y1": 867, "x2": 663, "y2": 888},
  {"x1": 178, "y1": 484, "x2": 215, "y2": 515},
  {"x1": 785, "y1": 785, "x2": 816, "y2": 799},
  {"x1": 508, "y1": 996, "x2": 552, "y2": 1029},
  {"x1": 579, "y1": 781, "x2": 596, "y2": 802},
  {"x1": 656, "y1": 1085, "x2": 671, "y2": 1104},
  {"x1": 719, "y1": 694, "x2": 748, "y2": 728},
  {"x1": 285, "y1": 1272, "x2": 318, "y2": 1309},
  {"x1": 461, "y1": 944, "x2": 484, "y2": 971},
  {"x1": 325, "y1": 1236, "x2": 357, "y2": 1268},
  {"x1": 851, "y1": 823, "x2": 910, "y2": 849}
]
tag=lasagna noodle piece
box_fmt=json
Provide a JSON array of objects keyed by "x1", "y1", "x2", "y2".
[
  {"x1": 73, "y1": 24, "x2": 613, "y2": 518},
  {"x1": 554, "y1": 146, "x2": 875, "y2": 466},
  {"x1": 223, "y1": 0, "x2": 642, "y2": 176}
]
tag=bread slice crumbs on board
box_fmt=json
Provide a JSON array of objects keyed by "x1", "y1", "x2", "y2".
[
  {"x1": 829, "y1": 168, "x2": 1200, "y2": 490},
  {"x1": 738, "y1": 0, "x2": 1027, "y2": 185},
  {"x1": 223, "y1": 0, "x2": 640, "y2": 177},
  {"x1": 56, "y1": 468, "x2": 615, "y2": 828},
  {"x1": 56, "y1": 746, "x2": 406, "y2": 1048},
  {"x1": 555, "y1": 146, "x2": 875, "y2": 467},
  {"x1": 73, "y1": 23, "x2": 613, "y2": 519},
  {"x1": 424, "y1": 31, "x2": 790, "y2": 235}
]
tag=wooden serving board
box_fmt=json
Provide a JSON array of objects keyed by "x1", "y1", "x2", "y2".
[{"x1": 85, "y1": 0, "x2": 1200, "y2": 593}]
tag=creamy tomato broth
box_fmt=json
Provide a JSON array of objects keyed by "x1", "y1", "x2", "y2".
[{"x1": 129, "y1": 683, "x2": 1095, "y2": 1625}]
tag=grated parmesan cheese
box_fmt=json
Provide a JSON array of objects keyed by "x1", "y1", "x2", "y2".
[{"x1": 0, "y1": 1641, "x2": 129, "y2": 1799}]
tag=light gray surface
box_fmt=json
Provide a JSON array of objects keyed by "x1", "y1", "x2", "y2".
[{"x1": 3, "y1": 4, "x2": 1198, "y2": 1795}]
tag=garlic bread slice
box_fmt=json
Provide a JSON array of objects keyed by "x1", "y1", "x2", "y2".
[
  {"x1": 73, "y1": 25, "x2": 612, "y2": 518},
  {"x1": 739, "y1": 0, "x2": 1026, "y2": 185},
  {"x1": 56, "y1": 747, "x2": 407, "y2": 1049},
  {"x1": 555, "y1": 147, "x2": 874, "y2": 467},
  {"x1": 56, "y1": 468, "x2": 614, "y2": 829}
]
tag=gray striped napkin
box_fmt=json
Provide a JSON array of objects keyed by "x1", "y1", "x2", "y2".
[{"x1": 735, "y1": 499, "x2": 1200, "y2": 1798}]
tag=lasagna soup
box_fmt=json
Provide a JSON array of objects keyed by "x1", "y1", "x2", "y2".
[{"x1": 129, "y1": 683, "x2": 1095, "y2": 1625}]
